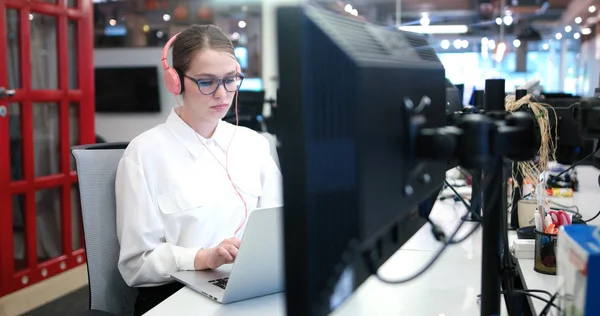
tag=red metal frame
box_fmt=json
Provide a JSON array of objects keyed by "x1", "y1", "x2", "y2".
[
  {"x1": 0, "y1": 0, "x2": 12, "y2": 296},
  {"x1": 0, "y1": 0, "x2": 94, "y2": 297}
]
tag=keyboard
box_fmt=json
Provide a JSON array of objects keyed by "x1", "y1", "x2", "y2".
[{"x1": 209, "y1": 277, "x2": 229, "y2": 289}]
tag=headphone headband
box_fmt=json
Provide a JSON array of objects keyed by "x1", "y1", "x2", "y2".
[
  {"x1": 162, "y1": 32, "x2": 184, "y2": 95},
  {"x1": 161, "y1": 32, "x2": 181, "y2": 71}
]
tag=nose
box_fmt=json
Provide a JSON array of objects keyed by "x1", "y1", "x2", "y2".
[{"x1": 214, "y1": 82, "x2": 227, "y2": 99}]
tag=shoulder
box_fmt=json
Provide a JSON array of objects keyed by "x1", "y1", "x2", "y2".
[{"x1": 121, "y1": 124, "x2": 172, "y2": 163}]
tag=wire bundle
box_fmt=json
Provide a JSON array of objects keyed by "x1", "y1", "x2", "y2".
[{"x1": 505, "y1": 93, "x2": 558, "y2": 204}]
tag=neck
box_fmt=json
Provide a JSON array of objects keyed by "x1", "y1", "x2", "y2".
[{"x1": 178, "y1": 106, "x2": 218, "y2": 139}]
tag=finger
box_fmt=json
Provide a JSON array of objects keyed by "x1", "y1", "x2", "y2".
[
  {"x1": 216, "y1": 246, "x2": 233, "y2": 261},
  {"x1": 224, "y1": 244, "x2": 239, "y2": 259},
  {"x1": 227, "y1": 238, "x2": 242, "y2": 248}
]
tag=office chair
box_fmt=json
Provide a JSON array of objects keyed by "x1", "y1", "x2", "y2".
[
  {"x1": 71, "y1": 143, "x2": 136, "y2": 316},
  {"x1": 260, "y1": 132, "x2": 280, "y2": 170}
]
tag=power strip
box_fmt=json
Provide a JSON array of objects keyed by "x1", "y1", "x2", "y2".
[{"x1": 511, "y1": 239, "x2": 535, "y2": 259}]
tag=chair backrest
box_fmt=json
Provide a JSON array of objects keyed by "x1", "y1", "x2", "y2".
[
  {"x1": 260, "y1": 132, "x2": 280, "y2": 170},
  {"x1": 71, "y1": 142, "x2": 136, "y2": 315}
]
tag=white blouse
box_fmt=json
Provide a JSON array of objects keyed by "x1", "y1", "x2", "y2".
[{"x1": 115, "y1": 108, "x2": 283, "y2": 287}]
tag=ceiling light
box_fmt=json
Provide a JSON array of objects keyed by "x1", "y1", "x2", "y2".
[
  {"x1": 163, "y1": 14, "x2": 171, "y2": 22},
  {"x1": 344, "y1": 4, "x2": 353, "y2": 13},
  {"x1": 575, "y1": 17, "x2": 582, "y2": 24},
  {"x1": 461, "y1": 40, "x2": 469, "y2": 48},
  {"x1": 574, "y1": 32, "x2": 581, "y2": 39},
  {"x1": 109, "y1": 18, "x2": 117, "y2": 26},
  {"x1": 238, "y1": 20, "x2": 246, "y2": 28},
  {"x1": 488, "y1": 39, "x2": 496, "y2": 49},
  {"x1": 453, "y1": 39, "x2": 462, "y2": 49},
  {"x1": 555, "y1": 33, "x2": 562, "y2": 40},
  {"x1": 496, "y1": 17, "x2": 502, "y2": 25},
  {"x1": 398, "y1": 25, "x2": 469, "y2": 34},
  {"x1": 513, "y1": 39, "x2": 521, "y2": 48},
  {"x1": 351, "y1": 9, "x2": 358, "y2": 16},
  {"x1": 503, "y1": 15, "x2": 513, "y2": 26},
  {"x1": 542, "y1": 43, "x2": 549, "y2": 50},
  {"x1": 420, "y1": 16, "x2": 430, "y2": 26},
  {"x1": 440, "y1": 39, "x2": 450, "y2": 49},
  {"x1": 589, "y1": 5, "x2": 596, "y2": 13},
  {"x1": 582, "y1": 27, "x2": 592, "y2": 35},
  {"x1": 565, "y1": 25, "x2": 572, "y2": 33}
]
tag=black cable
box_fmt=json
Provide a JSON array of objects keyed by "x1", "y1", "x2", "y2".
[
  {"x1": 444, "y1": 179, "x2": 482, "y2": 221},
  {"x1": 476, "y1": 290, "x2": 561, "y2": 312},
  {"x1": 553, "y1": 141, "x2": 600, "y2": 179},
  {"x1": 367, "y1": 211, "x2": 480, "y2": 284},
  {"x1": 552, "y1": 204, "x2": 600, "y2": 223},
  {"x1": 584, "y1": 209, "x2": 600, "y2": 223},
  {"x1": 500, "y1": 163, "x2": 515, "y2": 307},
  {"x1": 538, "y1": 292, "x2": 558, "y2": 316}
]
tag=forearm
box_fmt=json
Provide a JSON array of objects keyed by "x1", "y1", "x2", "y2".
[{"x1": 118, "y1": 242, "x2": 200, "y2": 287}]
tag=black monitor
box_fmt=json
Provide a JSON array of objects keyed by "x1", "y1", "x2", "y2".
[
  {"x1": 446, "y1": 79, "x2": 463, "y2": 113},
  {"x1": 276, "y1": 5, "x2": 450, "y2": 316},
  {"x1": 94, "y1": 66, "x2": 161, "y2": 113}
]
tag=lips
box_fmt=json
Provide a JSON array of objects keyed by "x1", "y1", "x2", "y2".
[{"x1": 211, "y1": 104, "x2": 229, "y2": 112}]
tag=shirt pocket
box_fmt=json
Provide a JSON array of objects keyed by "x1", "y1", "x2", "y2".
[{"x1": 157, "y1": 189, "x2": 209, "y2": 215}]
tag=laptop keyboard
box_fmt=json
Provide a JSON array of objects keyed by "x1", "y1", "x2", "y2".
[{"x1": 209, "y1": 277, "x2": 229, "y2": 289}]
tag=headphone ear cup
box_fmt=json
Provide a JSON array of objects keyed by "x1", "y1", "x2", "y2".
[
  {"x1": 164, "y1": 68, "x2": 182, "y2": 95},
  {"x1": 176, "y1": 68, "x2": 185, "y2": 94}
]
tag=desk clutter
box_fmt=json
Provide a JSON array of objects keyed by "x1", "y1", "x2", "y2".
[
  {"x1": 557, "y1": 225, "x2": 600, "y2": 316},
  {"x1": 444, "y1": 164, "x2": 600, "y2": 315}
]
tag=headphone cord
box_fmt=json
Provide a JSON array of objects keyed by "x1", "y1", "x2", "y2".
[{"x1": 178, "y1": 91, "x2": 248, "y2": 237}]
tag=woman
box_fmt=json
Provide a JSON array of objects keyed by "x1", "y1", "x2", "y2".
[{"x1": 115, "y1": 24, "x2": 282, "y2": 315}]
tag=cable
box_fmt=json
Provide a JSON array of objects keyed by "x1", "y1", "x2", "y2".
[
  {"x1": 500, "y1": 163, "x2": 515, "y2": 306},
  {"x1": 549, "y1": 201, "x2": 580, "y2": 217},
  {"x1": 553, "y1": 141, "x2": 600, "y2": 179},
  {"x1": 444, "y1": 179, "x2": 482, "y2": 221},
  {"x1": 538, "y1": 292, "x2": 558, "y2": 316},
  {"x1": 368, "y1": 203, "x2": 481, "y2": 284},
  {"x1": 551, "y1": 203, "x2": 600, "y2": 223},
  {"x1": 476, "y1": 290, "x2": 561, "y2": 312},
  {"x1": 584, "y1": 209, "x2": 600, "y2": 223}
]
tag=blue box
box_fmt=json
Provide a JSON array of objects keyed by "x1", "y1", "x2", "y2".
[{"x1": 557, "y1": 225, "x2": 600, "y2": 316}]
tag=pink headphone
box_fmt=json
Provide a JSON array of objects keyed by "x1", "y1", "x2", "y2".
[
  {"x1": 161, "y1": 32, "x2": 184, "y2": 95},
  {"x1": 161, "y1": 31, "x2": 242, "y2": 96}
]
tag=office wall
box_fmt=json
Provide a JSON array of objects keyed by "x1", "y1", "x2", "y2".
[
  {"x1": 580, "y1": 35, "x2": 600, "y2": 96},
  {"x1": 94, "y1": 47, "x2": 173, "y2": 142}
]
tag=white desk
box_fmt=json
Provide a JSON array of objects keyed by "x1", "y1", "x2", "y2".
[
  {"x1": 145, "y1": 166, "x2": 600, "y2": 316},
  {"x1": 515, "y1": 166, "x2": 600, "y2": 314}
]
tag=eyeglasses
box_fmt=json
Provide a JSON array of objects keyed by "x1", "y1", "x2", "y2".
[{"x1": 184, "y1": 74, "x2": 244, "y2": 95}]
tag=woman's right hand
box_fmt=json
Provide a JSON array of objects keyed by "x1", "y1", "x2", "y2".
[{"x1": 194, "y1": 238, "x2": 241, "y2": 270}]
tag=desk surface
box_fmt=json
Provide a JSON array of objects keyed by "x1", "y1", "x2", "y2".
[
  {"x1": 516, "y1": 165, "x2": 600, "y2": 314},
  {"x1": 145, "y1": 166, "x2": 600, "y2": 316}
]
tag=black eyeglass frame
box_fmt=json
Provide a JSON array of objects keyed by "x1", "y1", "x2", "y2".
[{"x1": 183, "y1": 74, "x2": 245, "y2": 95}]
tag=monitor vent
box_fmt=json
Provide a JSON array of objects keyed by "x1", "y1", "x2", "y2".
[
  {"x1": 305, "y1": 18, "x2": 357, "y2": 140},
  {"x1": 404, "y1": 32, "x2": 440, "y2": 62},
  {"x1": 315, "y1": 10, "x2": 390, "y2": 57}
]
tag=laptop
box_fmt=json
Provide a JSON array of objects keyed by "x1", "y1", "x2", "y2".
[{"x1": 170, "y1": 206, "x2": 284, "y2": 304}]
